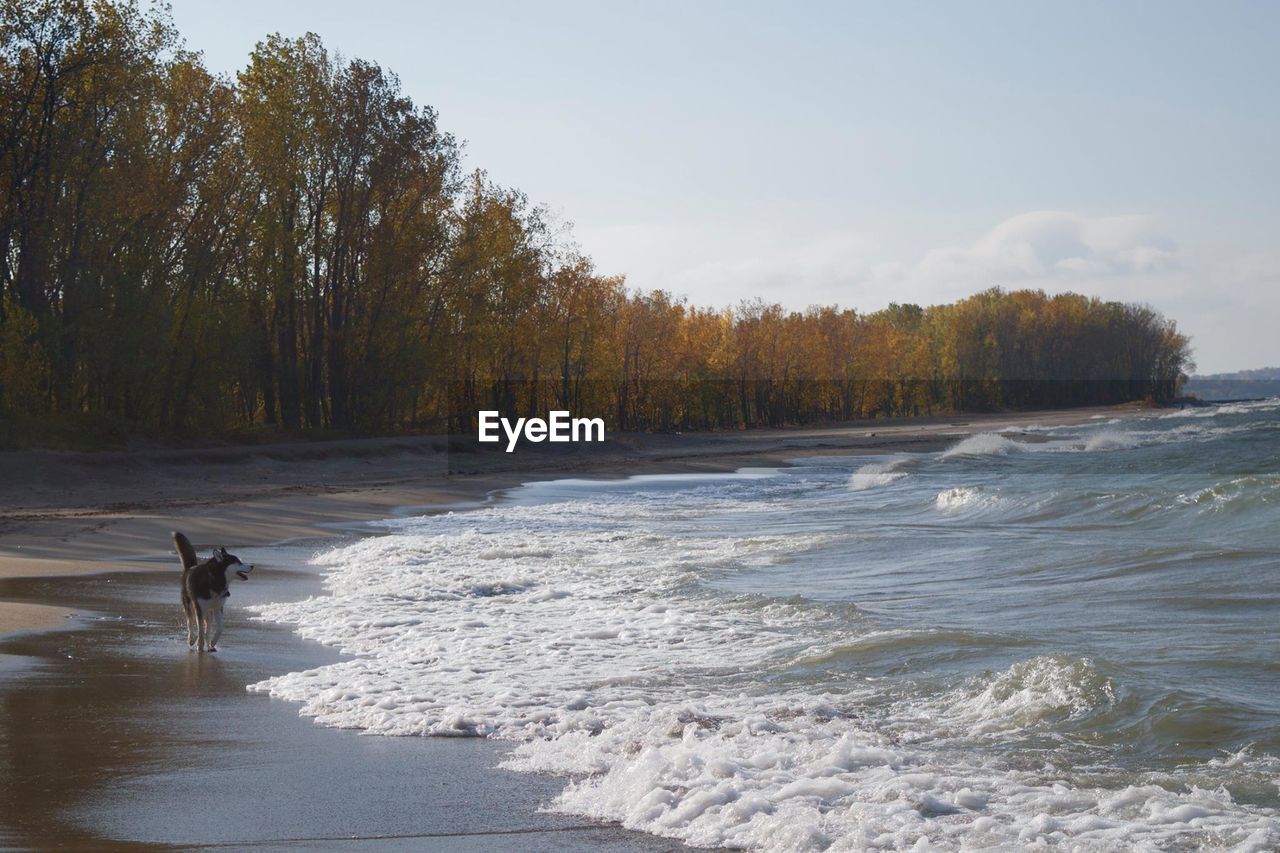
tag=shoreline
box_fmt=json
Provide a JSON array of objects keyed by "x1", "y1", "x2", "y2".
[
  {"x1": 0, "y1": 404, "x2": 1153, "y2": 849},
  {"x1": 0, "y1": 544, "x2": 702, "y2": 851}
]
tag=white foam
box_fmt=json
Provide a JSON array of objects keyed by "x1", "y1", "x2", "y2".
[
  {"x1": 529, "y1": 698, "x2": 1279, "y2": 851},
  {"x1": 248, "y1": 483, "x2": 1280, "y2": 851},
  {"x1": 849, "y1": 458, "x2": 909, "y2": 491},
  {"x1": 913, "y1": 655, "x2": 1118, "y2": 737},
  {"x1": 944, "y1": 420, "x2": 1259, "y2": 463},
  {"x1": 945, "y1": 428, "x2": 1144, "y2": 457},
  {"x1": 1082, "y1": 431, "x2": 1139, "y2": 452},
  {"x1": 934, "y1": 486, "x2": 1011, "y2": 514},
  {"x1": 1162, "y1": 399, "x2": 1280, "y2": 419},
  {"x1": 940, "y1": 433, "x2": 1026, "y2": 458},
  {"x1": 250, "y1": 495, "x2": 835, "y2": 740},
  {"x1": 1174, "y1": 474, "x2": 1280, "y2": 513}
]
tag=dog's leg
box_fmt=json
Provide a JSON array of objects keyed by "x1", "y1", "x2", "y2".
[
  {"x1": 183, "y1": 592, "x2": 197, "y2": 647},
  {"x1": 209, "y1": 607, "x2": 224, "y2": 651},
  {"x1": 196, "y1": 600, "x2": 208, "y2": 652}
]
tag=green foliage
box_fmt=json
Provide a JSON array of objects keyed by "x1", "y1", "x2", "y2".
[{"x1": 0, "y1": 2, "x2": 1194, "y2": 446}]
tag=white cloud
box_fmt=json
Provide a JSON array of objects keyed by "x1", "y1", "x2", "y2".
[
  {"x1": 915, "y1": 211, "x2": 1180, "y2": 284},
  {"x1": 585, "y1": 211, "x2": 1186, "y2": 308}
]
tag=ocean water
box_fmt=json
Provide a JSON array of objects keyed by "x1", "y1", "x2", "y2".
[{"x1": 249, "y1": 401, "x2": 1280, "y2": 851}]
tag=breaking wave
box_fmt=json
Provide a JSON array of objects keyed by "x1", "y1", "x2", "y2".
[
  {"x1": 934, "y1": 485, "x2": 1006, "y2": 513},
  {"x1": 919, "y1": 655, "x2": 1120, "y2": 737},
  {"x1": 848, "y1": 458, "x2": 909, "y2": 491},
  {"x1": 1082, "y1": 430, "x2": 1140, "y2": 452},
  {"x1": 248, "y1": 404, "x2": 1280, "y2": 850},
  {"x1": 1174, "y1": 474, "x2": 1280, "y2": 514},
  {"x1": 940, "y1": 433, "x2": 1026, "y2": 458}
]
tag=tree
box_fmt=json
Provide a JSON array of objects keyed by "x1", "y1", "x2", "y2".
[{"x1": 0, "y1": 3, "x2": 1197, "y2": 446}]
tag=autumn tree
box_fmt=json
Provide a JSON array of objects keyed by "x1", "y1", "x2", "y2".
[{"x1": 0, "y1": 2, "x2": 1196, "y2": 446}]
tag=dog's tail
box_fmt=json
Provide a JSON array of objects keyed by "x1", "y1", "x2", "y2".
[{"x1": 172, "y1": 531, "x2": 199, "y2": 571}]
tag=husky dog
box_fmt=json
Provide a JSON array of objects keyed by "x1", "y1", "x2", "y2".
[{"x1": 172, "y1": 531, "x2": 253, "y2": 651}]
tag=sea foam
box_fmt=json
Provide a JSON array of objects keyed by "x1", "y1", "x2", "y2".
[
  {"x1": 934, "y1": 485, "x2": 1001, "y2": 512},
  {"x1": 248, "y1": 481, "x2": 1280, "y2": 850},
  {"x1": 1082, "y1": 431, "x2": 1140, "y2": 452},
  {"x1": 940, "y1": 433, "x2": 1026, "y2": 458},
  {"x1": 848, "y1": 458, "x2": 909, "y2": 491}
]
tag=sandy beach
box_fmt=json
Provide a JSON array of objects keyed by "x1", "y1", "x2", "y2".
[
  {"x1": 0, "y1": 405, "x2": 1150, "y2": 849},
  {"x1": 3, "y1": 1, "x2": 1269, "y2": 845}
]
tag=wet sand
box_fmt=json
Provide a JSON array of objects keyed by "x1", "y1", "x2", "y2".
[
  {"x1": 0, "y1": 548, "x2": 694, "y2": 851},
  {"x1": 0, "y1": 405, "x2": 1152, "y2": 849}
]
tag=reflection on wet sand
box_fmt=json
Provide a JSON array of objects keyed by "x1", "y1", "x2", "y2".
[{"x1": 0, "y1": 564, "x2": 684, "y2": 850}]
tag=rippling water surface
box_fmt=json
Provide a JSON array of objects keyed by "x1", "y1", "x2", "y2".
[{"x1": 250, "y1": 401, "x2": 1280, "y2": 850}]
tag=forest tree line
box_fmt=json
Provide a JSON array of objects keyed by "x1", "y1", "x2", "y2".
[{"x1": 0, "y1": 1, "x2": 1193, "y2": 444}]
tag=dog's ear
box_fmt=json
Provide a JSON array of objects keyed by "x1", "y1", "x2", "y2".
[{"x1": 216, "y1": 546, "x2": 228, "y2": 559}]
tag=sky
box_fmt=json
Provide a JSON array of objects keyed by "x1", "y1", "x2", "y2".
[{"x1": 165, "y1": 0, "x2": 1280, "y2": 374}]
